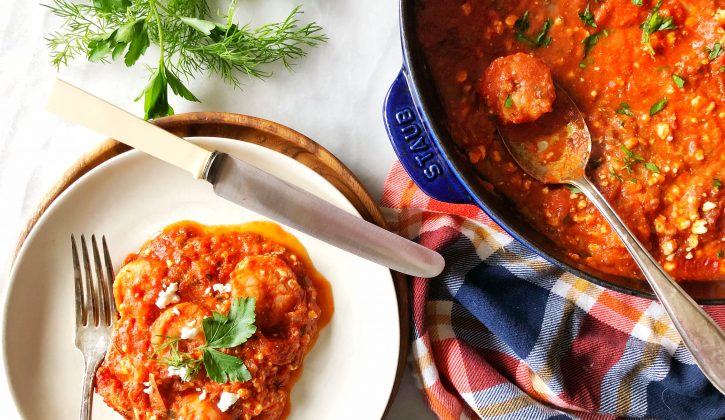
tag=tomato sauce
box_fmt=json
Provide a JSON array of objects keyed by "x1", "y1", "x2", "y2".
[
  {"x1": 95, "y1": 221, "x2": 332, "y2": 419},
  {"x1": 416, "y1": 0, "x2": 725, "y2": 280}
]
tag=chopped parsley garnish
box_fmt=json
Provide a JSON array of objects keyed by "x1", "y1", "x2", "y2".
[
  {"x1": 672, "y1": 74, "x2": 685, "y2": 88},
  {"x1": 632, "y1": 0, "x2": 643, "y2": 5},
  {"x1": 504, "y1": 95, "x2": 513, "y2": 108},
  {"x1": 714, "y1": 178, "x2": 722, "y2": 189},
  {"x1": 720, "y1": 66, "x2": 725, "y2": 73},
  {"x1": 644, "y1": 162, "x2": 661, "y2": 174},
  {"x1": 580, "y1": 58, "x2": 594, "y2": 68},
  {"x1": 616, "y1": 102, "x2": 635, "y2": 116},
  {"x1": 706, "y1": 42, "x2": 723, "y2": 62},
  {"x1": 579, "y1": 2, "x2": 597, "y2": 28},
  {"x1": 565, "y1": 185, "x2": 582, "y2": 194},
  {"x1": 610, "y1": 169, "x2": 624, "y2": 181},
  {"x1": 620, "y1": 145, "x2": 644, "y2": 173},
  {"x1": 641, "y1": 0, "x2": 677, "y2": 57},
  {"x1": 718, "y1": 249, "x2": 724, "y2": 259},
  {"x1": 583, "y1": 29, "x2": 608, "y2": 57},
  {"x1": 514, "y1": 11, "x2": 553, "y2": 48},
  {"x1": 649, "y1": 97, "x2": 668, "y2": 116},
  {"x1": 152, "y1": 297, "x2": 257, "y2": 384}
]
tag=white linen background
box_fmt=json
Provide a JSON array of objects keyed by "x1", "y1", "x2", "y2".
[{"x1": 0, "y1": 0, "x2": 435, "y2": 418}]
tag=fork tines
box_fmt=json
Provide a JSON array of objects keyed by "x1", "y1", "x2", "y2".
[{"x1": 71, "y1": 235, "x2": 116, "y2": 328}]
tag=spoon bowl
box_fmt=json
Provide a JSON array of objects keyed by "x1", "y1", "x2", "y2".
[{"x1": 497, "y1": 85, "x2": 590, "y2": 184}]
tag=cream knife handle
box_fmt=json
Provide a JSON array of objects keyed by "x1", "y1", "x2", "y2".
[{"x1": 46, "y1": 79, "x2": 213, "y2": 179}]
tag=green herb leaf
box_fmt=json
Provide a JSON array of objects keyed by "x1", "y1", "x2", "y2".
[
  {"x1": 714, "y1": 178, "x2": 722, "y2": 189},
  {"x1": 616, "y1": 102, "x2": 634, "y2": 116},
  {"x1": 202, "y1": 348, "x2": 252, "y2": 383},
  {"x1": 92, "y1": 0, "x2": 130, "y2": 13},
  {"x1": 671, "y1": 74, "x2": 685, "y2": 88},
  {"x1": 649, "y1": 97, "x2": 668, "y2": 116},
  {"x1": 579, "y1": 2, "x2": 597, "y2": 27},
  {"x1": 632, "y1": 0, "x2": 643, "y2": 5},
  {"x1": 504, "y1": 96, "x2": 513, "y2": 108},
  {"x1": 138, "y1": 66, "x2": 171, "y2": 120},
  {"x1": 514, "y1": 11, "x2": 553, "y2": 48},
  {"x1": 87, "y1": 38, "x2": 113, "y2": 62},
  {"x1": 641, "y1": 0, "x2": 677, "y2": 57},
  {"x1": 565, "y1": 185, "x2": 582, "y2": 194},
  {"x1": 610, "y1": 169, "x2": 624, "y2": 181},
  {"x1": 180, "y1": 17, "x2": 217, "y2": 36},
  {"x1": 706, "y1": 42, "x2": 723, "y2": 62},
  {"x1": 115, "y1": 19, "x2": 142, "y2": 43},
  {"x1": 124, "y1": 22, "x2": 149, "y2": 67},
  {"x1": 620, "y1": 145, "x2": 644, "y2": 161},
  {"x1": 645, "y1": 162, "x2": 660, "y2": 173},
  {"x1": 111, "y1": 42, "x2": 127, "y2": 60},
  {"x1": 720, "y1": 66, "x2": 725, "y2": 73},
  {"x1": 718, "y1": 249, "x2": 724, "y2": 259},
  {"x1": 166, "y1": 68, "x2": 200, "y2": 102},
  {"x1": 202, "y1": 297, "x2": 256, "y2": 349},
  {"x1": 583, "y1": 29, "x2": 608, "y2": 57},
  {"x1": 514, "y1": 10, "x2": 530, "y2": 34}
]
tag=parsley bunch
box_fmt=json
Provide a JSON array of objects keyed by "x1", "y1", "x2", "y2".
[
  {"x1": 44, "y1": 0, "x2": 327, "y2": 119},
  {"x1": 152, "y1": 297, "x2": 257, "y2": 384}
]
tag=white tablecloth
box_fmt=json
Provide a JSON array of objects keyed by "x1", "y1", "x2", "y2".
[{"x1": 0, "y1": 1, "x2": 436, "y2": 418}]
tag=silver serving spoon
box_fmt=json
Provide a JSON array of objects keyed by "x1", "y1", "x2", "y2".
[{"x1": 497, "y1": 84, "x2": 725, "y2": 395}]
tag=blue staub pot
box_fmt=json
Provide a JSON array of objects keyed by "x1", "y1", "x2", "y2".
[{"x1": 382, "y1": 0, "x2": 725, "y2": 304}]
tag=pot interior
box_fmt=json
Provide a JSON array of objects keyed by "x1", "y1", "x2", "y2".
[{"x1": 398, "y1": 0, "x2": 725, "y2": 304}]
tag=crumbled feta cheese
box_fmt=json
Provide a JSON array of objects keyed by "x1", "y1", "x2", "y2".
[
  {"x1": 217, "y1": 391, "x2": 239, "y2": 412},
  {"x1": 143, "y1": 381, "x2": 152, "y2": 395},
  {"x1": 180, "y1": 326, "x2": 198, "y2": 339},
  {"x1": 212, "y1": 283, "x2": 232, "y2": 294},
  {"x1": 204, "y1": 287, "x2": 211, "y2": 295},
  {"x1": 692, "y1": 219, "x2": 709, "y2": 235},
  {"x1": 168, "y1": 365, "x2": 190, "y2": 382},
  {"x1": 199, "y1": 389, "x2": 207, "y2": 401},
  {"x1": 702, "y1": 201, "x2": 717, "y2": 212},
  {"x1": 155, "y1": 283, "x2": 180, "y2": 309},
  {"x1": 171, "y1": 307, "x2": 180, "y2": 316}
]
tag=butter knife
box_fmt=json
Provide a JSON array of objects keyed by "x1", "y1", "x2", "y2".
[{"x1": 46, "y1": 80, "x2": 445, "y2": 278}]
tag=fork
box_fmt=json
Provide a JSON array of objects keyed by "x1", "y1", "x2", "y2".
[{"x1": 72, "y1": 234, "x2": 116, "y2": 420}]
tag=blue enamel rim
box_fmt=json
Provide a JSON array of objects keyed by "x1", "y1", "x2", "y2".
[{"x1": 384, "y1": 0, "x2": 725, "y2": 304}]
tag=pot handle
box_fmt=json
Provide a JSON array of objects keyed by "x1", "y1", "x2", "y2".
[{"x1": 383, "y1": 70, "x2": 472, "y2": 204}]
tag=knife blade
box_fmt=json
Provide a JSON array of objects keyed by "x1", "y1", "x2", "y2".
[{"x1": 46, "y1": 79, "x2": 445, "y2": 278}]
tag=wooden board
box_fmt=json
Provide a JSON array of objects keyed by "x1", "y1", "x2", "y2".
[{"x1": 10, "y1": 112, "x2": 409, "y2": 418}]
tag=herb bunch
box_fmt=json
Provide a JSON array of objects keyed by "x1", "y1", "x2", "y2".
[{"x1": 45, "y1": 0, "x2": 327, "y2": 119}]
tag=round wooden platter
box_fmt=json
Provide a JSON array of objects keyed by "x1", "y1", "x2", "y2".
[{"x1": 11, "y1": 112, "x2": 409, "y2": 418}]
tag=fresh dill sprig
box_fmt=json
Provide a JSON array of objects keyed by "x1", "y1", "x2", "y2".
[
  {"x1": 44, "y1": 0, "x2": 327, "y2": 119},
  {"x1": 150, "y1": 336, "x2": 203, "y2": 380}
]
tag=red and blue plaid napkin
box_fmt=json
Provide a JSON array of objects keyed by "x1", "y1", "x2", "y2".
[{"x1": 381, "y1": 162, "x2": 725, "y2": 419}]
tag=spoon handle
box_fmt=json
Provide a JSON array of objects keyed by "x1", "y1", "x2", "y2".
[{"x1": 571, "y1": 177, "x2": 725, "y2": 395}]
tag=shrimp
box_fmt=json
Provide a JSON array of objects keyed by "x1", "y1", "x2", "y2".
[
  {"x1": 230, "y1": 256, "x2": 305, "y2": 332},
  {"x1": 479, "y1": 53, "x2": 556, "y2": 124}
]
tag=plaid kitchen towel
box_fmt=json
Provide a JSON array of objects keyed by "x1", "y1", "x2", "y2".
[{"x1": 381, "y1": 162, "x2": 725, "y2": 420}]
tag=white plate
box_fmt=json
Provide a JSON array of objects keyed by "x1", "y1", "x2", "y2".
[{"x1": 2, "y1": 137, "x2": 400, "y2": 419}]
